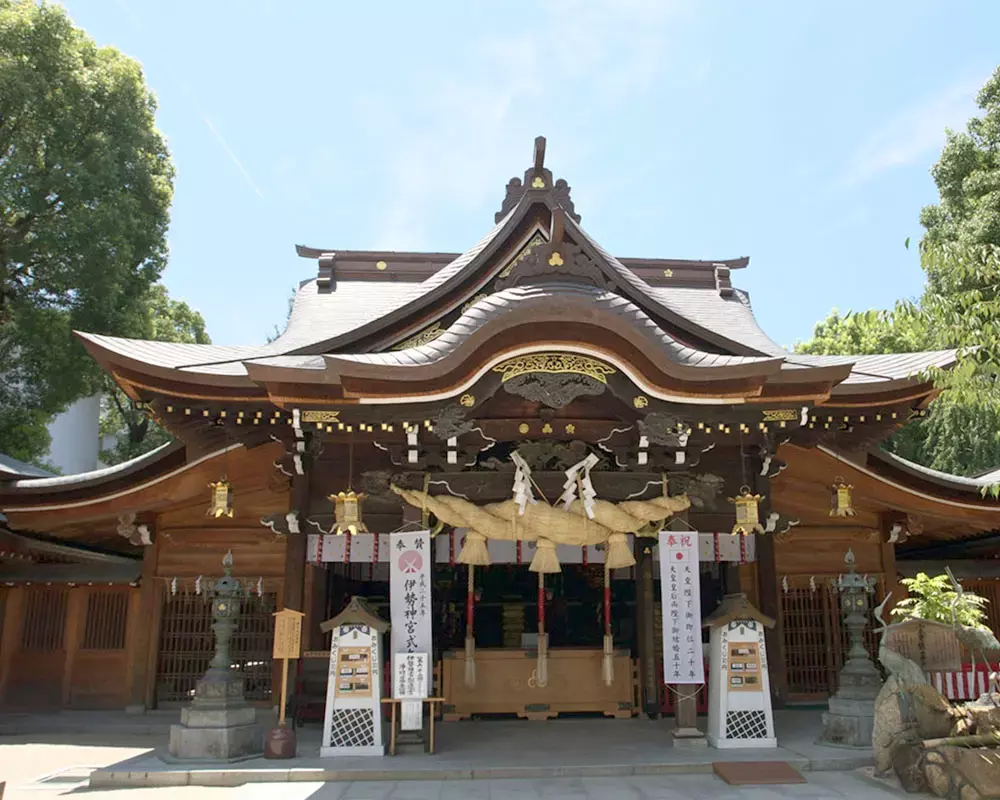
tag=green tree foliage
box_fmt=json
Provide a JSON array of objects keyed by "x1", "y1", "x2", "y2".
[
  {"x1": 0, "y1": 0, "x2": 173, "y2": 463},
  {"x1": 891, "y1": 572, "x2": 990, "y2": 631},
  {"x1": 99, "y1": 284, "x2": 209, "y2": 465},
  {"x1": 797, "y1": 67, "x2": 1000, "y2": 477},
  {"x1": 921, "y1": 67, "x2": 1000, "y2": 247}
]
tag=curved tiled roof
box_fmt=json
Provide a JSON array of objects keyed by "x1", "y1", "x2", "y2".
[
  {"x1": 865, "y1": 447, "x2": 999, "y2": 493},
  {"x1": 4, "y1": 441, "x2": 183, "y2": 493},
  {"x1": 325, "y1": 283, "x2": 779, "y2": 372}
]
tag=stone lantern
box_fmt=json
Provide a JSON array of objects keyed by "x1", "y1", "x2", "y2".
[
  {"x1": 168, "y1": 551, "x2": 264, "y2": 761},
  {"x1": 818, "y1": 548, "x2": 882, "y2": 748}
]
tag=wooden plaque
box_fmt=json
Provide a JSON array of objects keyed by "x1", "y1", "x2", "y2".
[{"x1": 272, "y1": 608, "x2": 305, "y2": 660}]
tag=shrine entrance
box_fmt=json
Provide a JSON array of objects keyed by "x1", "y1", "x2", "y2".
[{"x1": 306, "y1": 528, "x2": 735, "y2": 723}]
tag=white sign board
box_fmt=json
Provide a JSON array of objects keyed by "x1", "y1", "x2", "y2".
[
  {"x1": 707, "y1": 619, "x2": 776, "y2": 748},
  {"x1": 390, "y1": 530, "x2": 433, "y2": 693},
  {"x1": 658, "y1": 531, "x2": 704, "y2": 684},
  {"x1": 321, "y1": 623, "x2": 385, "y2": 757},
  {"x1": 394, "y1": 652, "x2": 429, "y2": 732}
]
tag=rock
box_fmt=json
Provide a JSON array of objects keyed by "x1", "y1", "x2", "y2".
[
  {"x1": 922, "y1": 745, "x2": 1000, "y2": 800},
  {"x1": 965, "y1": 695, "x2": 1000, "y2": 735},
  {"x1": 913, "y1": 683, "x2": 960, "y2": 739},
  {"x1": 892, "y1": 742, "x2": 927, "y2": 793}
]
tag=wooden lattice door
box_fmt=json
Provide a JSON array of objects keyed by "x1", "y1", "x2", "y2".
[
  {"x1": 155, "y1": 588, "x2": 278, "y2": 705},
  {"x1": 781, "y1": 576, "x2": 884, "y2": 701}
]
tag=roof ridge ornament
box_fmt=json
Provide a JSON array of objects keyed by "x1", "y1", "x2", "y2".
[{"x1": 495, "y1": 136, "x2": 581, "y2": 224}]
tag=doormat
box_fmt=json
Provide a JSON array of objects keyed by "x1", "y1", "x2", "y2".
[{"x1": 712, "y1": 761, "x2": 806, "y2": 785}]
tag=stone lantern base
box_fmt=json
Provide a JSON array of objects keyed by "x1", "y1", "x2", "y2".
[{"x1": 167, "y1": 674, "x2": 264, "y2": 762}]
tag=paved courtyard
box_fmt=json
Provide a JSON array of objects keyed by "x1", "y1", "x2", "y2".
[{"x1": 0, "y1": 731, "x2": 916, "y2": 800}]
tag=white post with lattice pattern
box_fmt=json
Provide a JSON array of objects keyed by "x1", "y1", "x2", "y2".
[
  {"x1": 320, "y1": 598, "x2": 387, "y2": 757},
  {"x1": 705, "y1": 594, "x2": 777, "y2": 749}
]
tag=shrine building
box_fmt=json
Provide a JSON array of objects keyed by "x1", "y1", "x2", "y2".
[{"x1": 1, "y1": 138, "x2": 999, "y2": 717}]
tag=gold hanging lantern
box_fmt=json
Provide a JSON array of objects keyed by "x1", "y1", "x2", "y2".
[
  {"x1": 830, "y1": 476, "x2": 856, "y2": 517},
  {"x1": 207, "y1": 479, "x2": 234, "y2": 518},
  {"x1": 330, "y1": 490, "x2": 368, "y2": 535},
  {"x1": 729, "y1": 485, "x2": 764, "y2": 535}
]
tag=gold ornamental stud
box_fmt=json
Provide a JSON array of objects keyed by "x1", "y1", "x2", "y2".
[
  {"x1": 565, "y1": 423, "x2": 576, "y2": 434},
  {"x1": 531, "y1": 177, "x2": 545, "y2": 189},
  {"x1": 518, "y1": 423, "x2": 530, "y2": 434},
  {"x1": 548, "y1": 252, "x2": 564, "y2": 267},
  {"x1": 375, "y1": 260, "x2": 387, "y2": 271},
  {"x1": 542, "y1": 422, "x2": 553, "y2": 434},
  {"x1": 633, "y1": 395, "x2": 649, "y2": 409}
]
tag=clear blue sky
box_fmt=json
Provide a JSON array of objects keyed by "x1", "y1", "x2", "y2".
[{"x1": 62, "y1": 0, "x2": 999, "y2": 351}]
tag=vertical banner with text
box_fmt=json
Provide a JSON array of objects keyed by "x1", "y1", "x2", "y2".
[
  {"x1": 390, "y1": 530, "x2": 433, "y2": 693},
  {"x1": 658, "y1": 531, "x2": 704, "y2": 684}
]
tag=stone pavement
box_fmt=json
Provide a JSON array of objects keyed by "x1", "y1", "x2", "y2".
[{"x1": 0, "y1": 711, "x2": 913, "y2": 799}]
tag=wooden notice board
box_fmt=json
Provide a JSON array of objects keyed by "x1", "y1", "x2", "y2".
[
  {"x1": 335, "y1": 646, "x2": 373, "y2": 698},
  {"x1": 727, "y1": 643, "x2": 762, "y2": 692},
  {"x1": 272, "y1": 609, "x2": 304, "y2": 660}
]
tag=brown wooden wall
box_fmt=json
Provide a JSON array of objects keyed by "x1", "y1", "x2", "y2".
[{"x1": 0, "y1": 585, "x2": 137, "y2": 709}]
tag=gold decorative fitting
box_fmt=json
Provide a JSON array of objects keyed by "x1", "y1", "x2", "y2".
[
  {"x1": 548, "y1": 252, "x2": 564, "y2": 267},
  {"x1": 762, "y1": 409, "x2": 797, "y2": 422},
  {"x1": 499, "y1": 233, "x2": 545, "y2": 278},
  {"x1": 542, "y1": 422, "x2": 553, "y2": 434},
  {"x1": 302, "y1": 410, "x2": 340, "y2": 423},
  {"x1": 565, "y1": 423, "x2": 576, "y2": 434},
  {"x1": 392, "y1": 323, "x2": 444, "y2": 351},
  {"x1": 531, "y1": 176, "x2": 545, "y2": 189},
  {"x1": 633, "y1": 395, "x2": 649, "y2": 409},
  {"x1": 518, "y1": 423, "x2": 530, "y2": 434},
  {"x1": 662, "y1": 269, "x2": 673, "y2": 278},
  {"x1": 329, "y1": 490, "x2": 369, "y2": 536},
  {"x1": 492, "y1": 353, "x2": 616, "y2": 384},
  {"x1": 830, "y1": 477, "x2": 856, "y2": 518},
  {"x1": 729, "y1": 486, "x2": 765, "y2": 535},
  {"x1": 375, "y1": 260, "x2": 387, "y2": 271},
  {"x1": 207, "y1": 480, "x2": 234, "y2": 519},
  {"x1": 459, "y1": 394, "x2": 475, "y2": 408}
]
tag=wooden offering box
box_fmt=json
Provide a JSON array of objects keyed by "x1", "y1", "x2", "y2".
[{"x1": 441, "y1": 647, "x2": 636, "y2": 721}]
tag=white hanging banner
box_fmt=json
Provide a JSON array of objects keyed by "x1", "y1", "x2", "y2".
[
  {"x1": 390, "y1": 530, "x2": 433, "y2": 693},
  {"x1": 658, "y1": 531, "x2": 704, "y2": 684}
]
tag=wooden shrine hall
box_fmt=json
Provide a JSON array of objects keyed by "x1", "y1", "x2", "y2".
[{"x1": 2, "y1": 137, "x2": 999, "y2": 718}]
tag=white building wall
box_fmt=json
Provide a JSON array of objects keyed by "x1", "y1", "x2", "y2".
[{"x1": 45, "y1": 394, "x2": 101, "y2": 475}]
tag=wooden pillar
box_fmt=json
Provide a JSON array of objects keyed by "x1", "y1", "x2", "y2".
[
  {"x1": 753, "y1": 466, "x2": 787, "y2": 708},
  {"x1": 755, "y1": 532, "x2": 787, "y2": 708},
  {"x1": 283, "y1": 469, "x2": 312, "y2": 613},
  {"x1": 0, "y1": 587, "x2": 24, "y2": 705},
  {"x1": 126, "y1": 538, "x2": 160, "y2": 712},
  {"x1": 879, "y1": 513, "x2": 900, "y2": 616},
  {"x1": 635, "y1": 541, "x2": 659, "y2": 716},
  {"x1": 62, "y1": 588, "x2": 85, "y2": 706}
]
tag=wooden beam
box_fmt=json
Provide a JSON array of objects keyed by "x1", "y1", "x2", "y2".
[
  {"x1": 62, "y1": 588, "x2": 85, "y2": 706},
  {"x1": 879, "y1": 513, "x2": 900, "y2": 617},
  {"x1": 0, "y1": 588, "x2": 23, "y2": 705},
  {"x1": 635, "y1": 541, "x2": 659, "y2": 716},
  {"x1": 126, "y1": 540, "x2": 159, "y2": 711},
  {"x1": 282, "y1": 469, "x2": 311, "y2": 613},
  {"x1": 753, "y1": 462, "x2": 788, "y2": 709},
  {"x1": 533, "y1": 136, "x2": 546, "y2": 172}
]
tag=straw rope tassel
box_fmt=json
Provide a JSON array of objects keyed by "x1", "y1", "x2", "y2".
[
  {"x1": 465, "y1": 563, "x2": 476, "y2": 688},
  {"x1": 537, "y1": 571, "x2": 548, "y2": 688},
  {"x1": 602, "y1": 563, "x2": 614, "y2": 686}
]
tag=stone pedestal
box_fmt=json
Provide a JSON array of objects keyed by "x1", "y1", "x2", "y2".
[{"x1": 168, "y1": 673, "x2": 264, "y2": 762}]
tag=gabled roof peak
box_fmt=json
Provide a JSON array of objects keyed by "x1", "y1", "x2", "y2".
[{"x1": 495, "y1": 136, "x2": 580, "y2": 224}]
